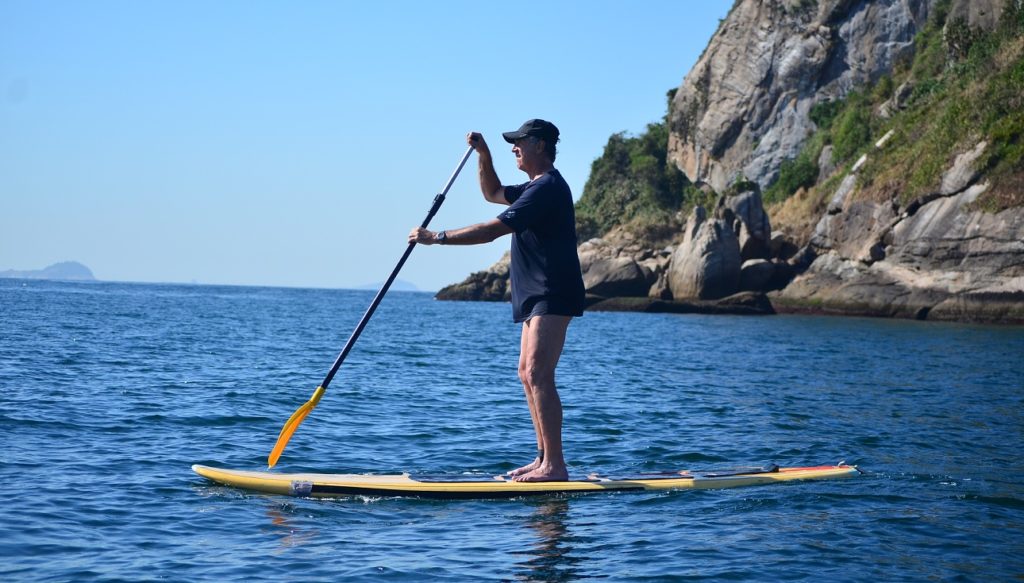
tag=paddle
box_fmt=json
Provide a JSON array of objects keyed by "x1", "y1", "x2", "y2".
[{"x1": 267, "y1": 145, "x2": 475, "y2": 468}]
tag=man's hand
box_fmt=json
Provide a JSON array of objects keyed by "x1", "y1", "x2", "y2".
[
  {"x1": 409, "y1": 227, "x2": 438, "y2": 245},
  {"x1": 467, "y1": 132, "x2": 491, "y2": 157},
  {"x1": 469, "y1": 131, "x2": 504, "y2": 204}
]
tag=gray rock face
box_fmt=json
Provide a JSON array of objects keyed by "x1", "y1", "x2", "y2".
[
  {"x1": 577, "y1": 230, "x2": 672, "y2": 299},
  {"x1": 890, "y1": 182, "x2": 1024, "y2": 276},
  {"x1": 947, "y1": 0, "x2": 1005, "y2": 31},
  {"x1": 667, "y1": 0, "x2": 1002, "y2": 190},
  {"x1": 771, "y1": 251, "x2": 950, "y2": 319},
  {"x1": 668, "y1": 0, "x2": 932, "y2": 192},
  {"x1": 648, "y1": 270, "x2": 673, "y2": 300},
  {"x1": 725, "y1": 189, "x2": 773, "y2": 260},
  {"x1": 740, "y1": 259, "x2": 776, "y2": 291},
  {"x1": 772, "y1": 246, "x2": 1024, "y2": 323},
  {"x1": 668, "y1": 207, "x2": 742, "y2": 300},
  {"x1": 818, "y1": 145, "x2": 837, "y2": 179},
  {"x1": 583, "y1": 257, "x2": 651, "y2": 298},
  {"x1": 770, "y1": 231, "x2": 800, "y2": 261},
  {"x1": 435, "y1": 252, "x2": 510, "y2": 302},
  {"x1": 825, "y1": 175, "x2": 859, "y2": 216},
  {"x1": 775, "y1": 139, "x2": 1024, "y2": 323},
  {"x1": 939, "y1": 141, "x2": 987, "y2": 196},
  {"x1": 815, "y1": 198, "x2": 899, "y2": 264},
  {"x1": 878, "y1": 81, "x2": 916, "y2": 118},
  {"x1": 808, "y1": 141, "x2": 1024, "y2": 278}
]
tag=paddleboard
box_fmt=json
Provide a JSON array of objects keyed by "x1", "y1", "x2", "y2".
[{"x1": 192, "y1": 463, "x2": 860, "y2": 499}]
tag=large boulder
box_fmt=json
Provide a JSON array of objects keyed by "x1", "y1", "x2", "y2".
[
  {"x1": 770, "y1": 251, "x2": 950, "y2": 319},
  {"x1": 889, "y1": 181, "x2": 1024, "y2": 275},
  {"x1": 668, "y1": 207, "x2": 742, "y2": 300},
  {"x1": 583, "y1": 257, "x2": 651, "y2": 298},
  {"x1": 576, "y1": 237, "x2": 608, "y2": 273},
  {"x1": 814, "y1": 198, "x2": 899, "y2": 263},
  {"x1": 770, "y1": 231, "x2": 800, "y2": 261},
  {"x1": 725, "y1": 188, "x2": 772, "y2": 260},
  {"x1": 648, "y1": 270, "x2": 673, "y2": 300},
  {"x1": 435, "y1": 252, "x2": 510, "y2": 301},
  {"x1": 739, "y1": 259, "x2": 776, "y2": 292},
  {"x1": 576, "y1": 228, "x2": 673, "y2": 299},
  {"x1": 939, "y1": 141, "x2": 986, "y2": 196}
]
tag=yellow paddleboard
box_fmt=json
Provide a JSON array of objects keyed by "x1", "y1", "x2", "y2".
[{"x1": 192, "y1": 463, "x2": 860, "y2": 499}]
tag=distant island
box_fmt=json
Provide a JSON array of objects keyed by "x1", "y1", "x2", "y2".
[{"x1": 0, "y1": 261, "x2": 96, "y2": 281}]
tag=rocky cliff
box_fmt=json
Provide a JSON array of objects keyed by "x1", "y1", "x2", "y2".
[
  {"x1": 668, "y1": 0, "x2": 935, "y2": 192},
  {"x1": 438, "y1": 0, "x2": 1024, "y2": 324}
]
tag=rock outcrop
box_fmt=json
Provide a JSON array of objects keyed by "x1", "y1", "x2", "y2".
[
  {"x1": 726, "y1": 187, "x2": 773, "y2": 261},
  {"x1": 773, "y1": 140, "x2": 1024, "y2": 323},
  {"x1": 740, "y1": 259, "x2": 776, "y2": 292},
  {"x1": 667, "y1": 206, "x2": 742, "y2": 300},
  {"x1": 667, "y1": 0, "x2": 976, "y2": 193},
  {"x1": 436, "y1": 253, "x2": 510, "y2": 302},
  {"x1": 577, "y1": 230, "x2": 672, "y2": 300},
  {"x1": 582, "y1": 257, "x2": 651, "y2": 298}
]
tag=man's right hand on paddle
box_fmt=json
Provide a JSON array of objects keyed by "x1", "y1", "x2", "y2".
[{"x1": 409, "y1": 227, "x2": 438, "y2": 245}]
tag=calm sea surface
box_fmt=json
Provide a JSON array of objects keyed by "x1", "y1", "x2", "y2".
[{"x1": 1, "y1": 279, "x2": 1022, "y2": 581}]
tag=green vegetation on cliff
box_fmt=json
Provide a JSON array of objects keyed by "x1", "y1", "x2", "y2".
[
  {"x1": 765, "y1": 0, "x2": 1024, "y2": 211},
  {"x1": 575, "y1": 91, "x2": 713, "y2": 244}
]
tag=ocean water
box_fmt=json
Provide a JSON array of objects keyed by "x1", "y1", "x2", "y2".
[{"x1": 1, "y1": 279, "x2": 1022, "y2": 581}]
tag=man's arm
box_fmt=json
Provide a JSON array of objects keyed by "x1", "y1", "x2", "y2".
[
  {"x1": 408, "y1": 219, "x2": 513, "y2": 246},
  {"x1": 468, "y1": 132, "x2": 507, "y2": 205}
]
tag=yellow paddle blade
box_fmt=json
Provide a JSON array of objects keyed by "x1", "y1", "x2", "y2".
[{"x1": 267, "y1": 386, "x2": 326, "y2": 468}]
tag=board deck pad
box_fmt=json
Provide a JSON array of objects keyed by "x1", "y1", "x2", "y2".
[{"x1": 193, "y1": 463, "x2": 860, "y2": 499}]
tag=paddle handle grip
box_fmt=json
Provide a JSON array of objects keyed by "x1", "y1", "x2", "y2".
[{"x1": 319, "y1": 145, "x2": 475, "y2": 390}]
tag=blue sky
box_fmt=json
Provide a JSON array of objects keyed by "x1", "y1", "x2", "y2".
[{"x1": 1, "y1": 1, "x2": 732, "y2": 290}]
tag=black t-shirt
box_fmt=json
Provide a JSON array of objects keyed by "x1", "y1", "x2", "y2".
[{"x1": 497, "y1": 169, "x2": 585, "y2": 323}]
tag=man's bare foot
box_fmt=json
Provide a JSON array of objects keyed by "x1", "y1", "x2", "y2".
[
  {"x1": 507, "y1": 456, "x2": 543, "y2": 478},
  {"x1": 511, "y1": 463, "x2": 568, "y2": 482}
]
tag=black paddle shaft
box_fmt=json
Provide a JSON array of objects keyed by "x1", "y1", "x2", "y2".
[{"x1": 319, "y1": 146, "x2": 475, "y2": 390}]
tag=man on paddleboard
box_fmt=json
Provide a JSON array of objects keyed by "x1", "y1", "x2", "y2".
[{"x1": 409, "y1": 119, "x2": 585, "y2": 482}]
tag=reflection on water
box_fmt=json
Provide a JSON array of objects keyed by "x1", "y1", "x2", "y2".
[
  {"x1": 514, "y1": 498, "x2": 581, "y2": 582},
  {"x1": 261, "y1": 495, "x2": 583, "y2": 578},
  {"x1": 266, "y1": 504, "x2": 318, "y2": 551}
]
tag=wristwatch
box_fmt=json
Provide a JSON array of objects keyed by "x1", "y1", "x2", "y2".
[{"x1": 436, "y1": 230, "x2": 448, "y2": 245}]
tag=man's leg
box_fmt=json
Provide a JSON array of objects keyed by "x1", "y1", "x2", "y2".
[
  {"x1": 508, "y1": 324, "x2": 544, "y2": 477},
  {"x1": 513, "y1": 314, "x2": 571, "y2": 482}
]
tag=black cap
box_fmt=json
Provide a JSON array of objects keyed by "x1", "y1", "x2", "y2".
[{"x1": 502, "y1": 119, "x2": 560, "y2": 144}]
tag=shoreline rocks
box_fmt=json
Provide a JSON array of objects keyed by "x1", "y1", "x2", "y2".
[{"x1": 587, "y1": 291, "x2": 774, "y2": 316}]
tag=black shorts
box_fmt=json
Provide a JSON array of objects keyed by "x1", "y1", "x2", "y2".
[{"x1": 516, "y1": 296, "x2": 584, "y2": 323}]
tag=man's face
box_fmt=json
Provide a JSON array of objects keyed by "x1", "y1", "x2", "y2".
[{"x1": 512, "y1": 137, "x2": 544, "y2": 172}]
